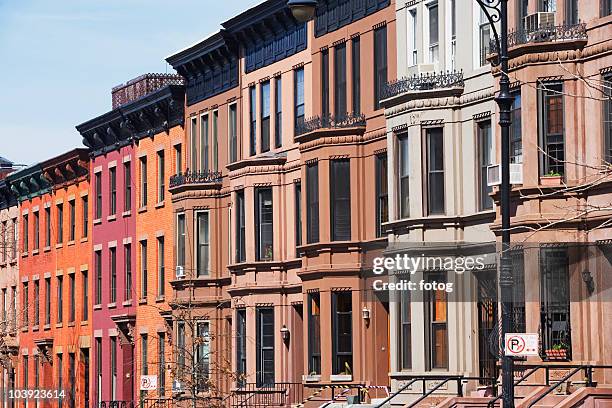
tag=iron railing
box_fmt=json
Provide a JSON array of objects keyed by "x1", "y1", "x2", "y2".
[
  {"x1": 98, "y1": 402, "x2": 135, "y2": 408},
  {"x1": 112, "y1": 74, "x2": 184, "y2": 109},
  {"x1": 139, "y1": 399, "x2": 173, "y2": 408},
  {"x1": 490, "y1": 23, "x2": 587, "y2": 53},
  {"x1": 169, "y1": 170, "x2": 223, "y2": 188},
  {"x1": 294, "y1": 112, "x2": 366, "y2": 137},
  {"x1": 230, "y1": 382, "x2": 303, "y2": 408},
  {"x1": 381, "y1": 70, "x2": 464, "y2": 100}
]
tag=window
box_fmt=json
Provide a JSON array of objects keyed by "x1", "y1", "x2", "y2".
[
  {"x1": 157, "y1": 237, "x2": 164, "y2": 296},
  {"x1": 602, "y1": 0, "x2": 612, "y2": 16},
  {"x1": 261, "y1": 81, "x2": 271, "y2": 153},
  {"x1": 140, "y1": 240, "x2": 148, "y2": 297},
  {"x1": 96, "y1": 338, "x2": 102, "y2": 403},
  {"x1": 400, "y1": 290, "x2": 412, "y2": 369},
  {"x1": 141, "y1": 334, "x2": 148, "y2": 375},
  {"x1": 69, "y1": 274, "x2": 75, "y2": 323},
  {"x1": 352, "y1": 37, "x2": 361, "y2": 113},
  {"x1": 408, "y1": 9, "x2": 418, "y2": 65},
  {"x1": 538, "y1": 82, "x2": 565, "y2": 175},
  {"x1": 34, "y1": 280, "x2": 39, "y2": 326},
  {"x1": 82, "y1": 348, "x2": 90, "y2": 407},
  {"x1": 478, "y1": 121, "x2": 494, "y2": 210},
  {"x1": 332, "y1": 292, "x2": 352, "y2": 375},
  {"x1": 158, "y1": 334, "x2": 166, "y2": 396},
  {"x1": 176, "y1": 322, "x2": 185, "y2": 375},
  {"x1": 57, "y1": 276, "x2": 63, "y2": 323},
  {"x1": 45, "y1": 278, "x2": 51, "y2": 325},
  {"x1": 603, "y1": 74, "x2": 612, "y2": 162},
  {"x1": 110, "y1": 247, "x2": 117, "y2": 303},
  {"x1": 82, "y1": 196, "x2": 88, "y2": 238},
  {"x1": 157, "y1": 151, "x2": 165, "y2": 203},
  {"x1": 95, "y1": 251, "x2": 102, "y2": 305},
  {"x1": 255, "y1": 188, "x2": 273, "y2": 261},
  {"x1": 306, "y1": 162, "x2": 319, "y2": 243},
  {"x1": 196, "y1": 212, "x2": 209, "y2": 277},
  {"x1": 374, "y1": 25, "x2": 388, "y2": 109},
  {"x1": 12, "y1": 218, "x2": 17, "y2": 259},
  {"x1": 330, "y1": 160, "x2": 351, "y2": 241},
  {"x1": 376, "y1": 154, "x2": 388, "y2": 237},
  {"x1": 11, "y1": 286, "x2": 16, "y2": 329},
  {"x1": 190, "y1": 117, "x2": 197, "y2": 171},
  {"x1": 23, "y1": 356, "x2": 28, "y2": 388},
  {"x1": 124, "y1": 162, "x2": 131, "y2": 212},
  {"x1": 95, "y1": 173, "x2": 102, "y2": 219},
  {"x1": 57, "y1": 353, "x2": 63, "y2": 405},
  {"x1": 295, "y1": 182, "x2": 302, "y2": 247},
  {"x1": 235, "y1": 191, "x2": 246, "y2": 263},
  {"x1": 294, "y1": 67, "x2": 305, "y2": 129},
  {"x1": 539, "y1": 0, "x2": 556, "y2": 11},
  {"x1": 540, "y1": 247, "x2": 571, "y2": 358},
  {"x1": 57, "y1": 203, "x2": 64, "y2": 244},
  {"x1": 140, "y1": 157, "x2": 148, "y2": 207},
  {"x1": 229, "y1": 104, "x2": 238, "y2": 163},
  {"x1": 450, "y1": 0, "x2": 456, "y2": 69},
  {"x1": 109, "y1": 167, "x2": 116, "y2": 215},
  {"x1": 125, "y1": 244, "x2": 132, "y2": 301},
  {"x1": 275, "y1": 77, "x2": 282, "y2": 148},
  {"x1": 510, "y1": 90, "x2": 523, "y2": 164},
  {"x1": 174, "y1": 144, "x2": 182, "y2": 174},
  {"x1": 308, "y1": 293, "x2": 321, "y2": 374},
  {"x1": 196, "y1": 321, "x2": 210, "y2": 391},
  {"x1": 23, "y1": 213, "x2": 28, "y2": 252},
  {"x1": 256, "y1": 308, "x2": 274, "y2": 387},
  {"x1": 334, "y1": 43, "x2": 347, "y2": 116},
  {"x1": 110, "y1": 337, "x2": 117, "y2": 399},
  {"x1": 69, "y1": 201, "x2": 75, "y2": 241},
  {"x1": 212, "y1": 110, "x2": 219, "y2": 171},
  {"x1": 426, "y1": 273, "x2": 448, "y2": 369},
  {"x1": 479, "y1": 9, "x2": 491, "y2": 66},
  {"x1": 321, "y1": 48, "x2": 330, "y2": 117},
  {"x1": 69, "y1": 353, "x2": 75, "y2": 405},
  {"x1": 425, "y1": 128, "x2": 445, "y2": 215},
  {"x1": 33, "y1": 211, "x2": 39, "y2": 250},
  {"x1": 82, "y1": 270, "x2": 88, "y2": 321},
  {"x1": 176, "y1": 215, "x2": 185, "y2": 271},
  {"x1": 565, "y1": 0, "x2": 578, "y2": 24},
  {"x1": 22, "y1": 282, "x2": 28, "y2": 326},
  {"x1": 250, "y1": 86, "x2": 257, "y2": 156},
  {"x1": 428, "y1": 3, "x2": 439, "y2": 64},
  {"x1": 399, "y1": 135, "x2": 410, "y2": 218},
  {"x1": 34, "y1": 355, "x2": 40, "y2": 390},
  {"x1": 517, "y1": 0, "x2": 529, "y2": 29},
  {"x1": 201, "y1": 114, "x2": 209, "y2": 171},
  {"x1": 236, "y1": 309, "x2": 247, "y2": 386}
]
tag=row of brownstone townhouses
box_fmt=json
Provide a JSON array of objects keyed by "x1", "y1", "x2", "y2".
[{"x1": 0, "y1": 0, "x2": 611, "y2": 407}]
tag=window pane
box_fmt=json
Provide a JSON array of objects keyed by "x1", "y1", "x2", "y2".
[
  {"x1": 197, "y1": 212, "x2": 209, "y2": 277},
  {"x1": 334, "y1": 43, "x2": 347, "y2": 116},
  {"x1": 256, "y1": 189, "x2": 273, "y2": 261},
  {"x1": 330, "y1": 160, "x2": 351, "y2": 241},
  {"x1": 427, "y1": 128, "x2": 445, "y2": 214},
  {"x1": 306, "y1": 163, "x2": 319, "y2": 243}
]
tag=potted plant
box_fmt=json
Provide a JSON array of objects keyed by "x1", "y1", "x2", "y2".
[
  {"x1": 541, "y1": 170, "x2": 563, "y2": 186},
  {"x1": 545, "y1": 342, "x2": 569, "y2": 360}
]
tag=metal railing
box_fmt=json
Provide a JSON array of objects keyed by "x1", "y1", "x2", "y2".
[
  {"x1": 169, "y1": 170, "x2": 223, "y2": 188},
  {"x1": 490, "y1": 22, "x2": 587, "y2": 53},
  {"x1": 294, "y1": 112, "x2": 366, "y2": 137},
  {"x1": 381, "y1": 70, "x2": 464, "y2": 100},
  {"x1": 230, "y1": 382, "x2": 303, "y2": 407},
  {"x1": 98, "y1": 402, "x2": 135, "y2": 408},
  {"x1": 139, "y1": 399, "x2": 173, "y2": 408}
]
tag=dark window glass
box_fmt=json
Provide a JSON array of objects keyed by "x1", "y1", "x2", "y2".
[
  {"x1": 111, "y1": 337, "x2": 117, "y2": 399},
  {"x1": 140, "y1": 241, "x2": 148, "y2": 298},
  {"x1": 177, "y1": 322, "x2": 185, "y2": 376},
  {"x1": 376, "y1": 154, "x2": 388, "y2": 237},
  {"x1": 236, "y1": 191, "x2": 246, "y2": 263},
  {"x1": 275, "y1": 77, "x2": 282, "y2": 148},
  {"x1": 399, "y1": 135, "x2": 410, "y2": 218},
  {"x1": 158, "y1": 334, "x2": 166, "y2": 396},
  {"x1": 82, "y1": 197, "x2": 88, "y2": 239},
  {"x1": 201, "y1": 114, "x2": 209, "y2": 171},
  {"x1": 69, "y1": 273, "x2": 75, "y2": 323},
  {"x1": 157, "y1": 237, "x2": 165, "y2": 296},
  {"x1": 330, "y1": 160, "x2": 351, "y2": 241},
  {"x1": 374, "y1": 25, "x2": 388, "y2": 109},
  {"x1": 321, "y1": 49, "x2": 330, "y2": 117},
  {"x1": 125, "y1": 244, "x2": 132, "y2": 301},
  {"x1": 236, "y1": 309, "x2": 247, "y2": 387},
  {"x1": 95, "y1": 251, "x2": 102, "y2": 305},
  {"x1": 352, "y1": 37, "x2": 361, "y2": 114},
  {"x1": 190, "y1": 117, "x2": 198, "y2": 171},
  {"x1": 23, "y1": 214, "x2": 28, "y2": 252},
  {"x1": 140, "y1": 158, "x2": 148, "y2": 207},
  {"x1": 195, "y1": 322, "x2": 210, "y2": 391},
  {"x1": 602, "y1": 0, "x2": 612, "y2": 16},
  {"x1": 229, "y1": 104, "x2": 238, "y2": 163},
  {"x1": 308, "y1": 293, "x2": 321, "y2": 374},
  {"x1": 426, "y1": 128, "x2": 445, "y2": 214},
  {"x1": 261, "y1": 81, "x2": 271, "y2": 153},
  {"x1": 429, "y1": 4, "x2": 439, "y2": 63},
  {"x1": 478, "y1": 121, "x2": 494, "y2": 210},
  {"x1": 95, "y1": 173, "x2": 102, "y2": 219},
  {"x1": 57, "y1": 276, "x2": 63, "y2": 323},
  {"x1": 426, "y1": 273, "x2": 448, "y2": 369},
  {"x1": 565, "y1": 0, "x2": 578, "y2": 24},
  {"x1": 295, "y1": 182, "x2": 302, "y2": 248},
  {"x1": 400, "y1": 290, "x2": 412, "y2": 369},
  {"x1": 82, "y1": 271, "x2": 88, "y2": 321},
  {"x1": 539, "y1": 0, "x2": 556, "y2": 11},
  {"x1": 540, "y1": 247, "x2": 571, "y2": 358},
  {"x1": 175, "y1": 144, "x2": 182, "y2": 174},
  {"x1": 109, "y1": 167, "x2": 116, "y2": 215},
  {"x1": 334, "y1": 43, "x2": 347, "y2": 116},
  {"x1": 157, "y1": 151, "x2": 165, "y2": 203},
  {"x1": 510, "y1": 90, "x2": 523, "y2": 164},
  {"x1": 250, "y1": 86, "x2": 257, "y2": 156},
  {"x1": 45, "y1": 278, "x2": 51, "y2": 325},
  {"x1": 256, "y1": 188, "x2": 273, "y2": 261},
  {"x1": 479, "y1": 10, "x2": 491, "y2": 66},
  {"x1": 22, "y1": 282, "x2": 28, "y2": 326},
  {"x1": 45, "y1": 207, "x2": 51, "y2": 246},
  {"x1": 212, "y1": 110, "x2": 218, "y2": 171},
  {"x1": 69, "y1": 201, "x2": 75, "y2": 241},
  {"x1": 517, "y1": 0, "x2": 529, "y2": 29},
  {"x1": 33, "y1": 211, "x2": 39, "y2": 250},
  {"x1": 57, "y1": 204, "x2": 63, "y2": 244},
  {"x1": 110, "y1": 247, "x2": 116, "y2": 303},
  {"x1": 294, "y1": 68, "x2": 305, "y2": 131},
  {"x1": 176, "y1": 215, "x2": 185, "y2": 270},
  {"x1": 539, "y1": 82, "x2": 565, "y2": 175},
  {"x1": 306, "y1": 163, "x2": 319, "y2": 244},
  {"x1": 34, "y1": 280, "x2": 39, "y2": 326},
  {"x1": 256, "y1": 308, "x2": 274, "y2": 386},
  {"x1": 124, "y1": 162, "x2": 131, "y2": 212},
  {"x1": 196, "y1": 212, "x2": 209, "y2": 276},
  {"x1": 332, "y1": 292, "x2": 352, "y2": 375},
  {"x1": 603, "y1": 74, "x2": 612, "y2": 162}
]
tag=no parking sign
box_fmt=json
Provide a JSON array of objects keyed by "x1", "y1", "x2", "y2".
[
  {"x1": 504, "y1": 333, "x2": 539, "y2": 356},
  {"x1": 140, "y1": 375, "x2": 158, "y2": 391}
]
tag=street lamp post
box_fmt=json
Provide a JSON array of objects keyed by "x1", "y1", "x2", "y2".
[{"x1": 288, "y1": 0, "x2": 514, "y2": 406}]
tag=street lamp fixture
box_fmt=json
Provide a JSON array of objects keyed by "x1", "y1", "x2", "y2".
[
  {"x1": 280, "y1": 325, "x2": 290, "y2": 342},
  {"x1": 287, "y1": 0, "x2": 318, "y2": 22}
]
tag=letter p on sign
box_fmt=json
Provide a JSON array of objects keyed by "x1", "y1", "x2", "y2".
[{"x1": 504, "y1": 333, "x2": 539, "y2": 357}]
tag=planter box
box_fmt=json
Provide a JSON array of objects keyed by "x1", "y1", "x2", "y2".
[
  {"x1": 540, "y1": 175, "x2": 563, "y2": 186},
  {"x1": 545, "y1": 349, "x2": 568, "y2": 360}
]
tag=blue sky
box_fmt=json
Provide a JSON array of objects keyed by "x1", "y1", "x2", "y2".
[{"x1": 0, "y1": 0, "x2": 260, "y2": 166}]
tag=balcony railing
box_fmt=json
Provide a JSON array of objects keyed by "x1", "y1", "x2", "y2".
[
  {"x1": 98, "y1": 402, "x2": 135, "y2": 408},
  {"x1": 381, "y1": 70, "x2": 464, "y2": 100},
  {"x1": 230, "y1": 382, "x2": 304, "y2": 408},
  {"x1": 295, "y1": 112, "x2": 366, "y2": 137},
  {"x1": 169, "y1": 170, "x2": 223, "y2": 188},
  {"x1": 489, "y1": 22, "x2": 587, "y2": 54}
]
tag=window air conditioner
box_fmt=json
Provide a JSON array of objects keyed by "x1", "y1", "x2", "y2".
[
  {"x1": 175, "y1": 266, "x2": 185, "y2": 279},
  {"x1": 524, "y1": 12, "x2": 555, "y2": 32},
  {"x1": 487, "y1": 163, "x2": 523, "y2": 186}
]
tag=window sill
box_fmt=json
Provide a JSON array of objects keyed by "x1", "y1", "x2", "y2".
[
  {"x1": 21, "y1": 327, "x2": 28, "y2": 333},
  {"x1": 32, "y1": 325, "x2": 39, "y2": 332},
  {"x1": 55, "y1": 323, "x2": 63, "y2": 329},
  {"x1": 122, "y1": 300, "x2": 133, "y2": 307},
  {"x1": 81, "y1": 320, "x2": 89, "y2": 326},
  {"x1": 43, "y1": 324, "x2": 51, "y2": 330},
  {"x1": 107, "y1": 215, "x2": 117, "y2": 222},
  {"x1": 21, "y1": 252, "x2": 28, "y2": 258},
  {"x1": 138, "y1": 206, "x2": 147, "y2": 214},
  {"x1": 122, "y1": 210, "x2": 132, "y2": 218},
  {"x1": 303, "y1": 375, "x2": 321, "y2": 382},
  {"x1": 67, "y1": 240, "x2": 75, "y2": 247},
  {"x1": 93, "y1": 304, "x2": 102, "y2": 310},
  {"x1": 155, "y1": 295, "x2": 165, "y2": 303},
  {"x1": 32, "y1": 249, "x2": 39, "y2": 255},
  {"x1": 138, "y1": 298, "x2": 147, "y2": 305},
  {"x1": 155, "y1": 201, "x2": 165, "y2": 209},
  {"x1": 93, "y1": 218, "x2": 102, "y2": 225},
  {"x1": 9, "y1": 259, "x2": 17, "y2": 265},
  {"x1": 330, "y1": 374, "x2": 352, "y2": 382},
  {"x1": 55, "y1": 243, "x2": 63, "y2": 249},
  {"x1": 80, "y1": 237, "x2": 88, "y2": 243},
  {"x1": 67, "y1": 322, "x2": 75, "y2": 327},
  {"x1": 107, "y1": 302, "x2": 117, "y2": 309},
  {"x1": 44, "y1": 246, "x2": 51, "y2": 252}
]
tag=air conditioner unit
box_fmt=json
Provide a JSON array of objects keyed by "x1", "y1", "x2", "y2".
[
  {"x1": 524, "y1": 12, "x2": 555, "y2": 32},
  {"x1": 175, "y1": 266, "x2": 185, "y2": 279},
  {"x1": 487, "y1": 163, "x2": 523, "y2": 186},
  {"x1": 172, "y1": 379, "x2": 183, "y2": 393},
  {"x1": 406, "y1": 63, "x2": 437, "y2": 77}
]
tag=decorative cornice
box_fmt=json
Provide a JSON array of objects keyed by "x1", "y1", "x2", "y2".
[
  {"x1": 6, "y1": 165, "x2": 50, "y2": 202},
  {"x1": 40, "y1": 148, "x2": 89, "y2": 190},
  {"x1": 385, "y1": 87, "x2": 495, "y2": 118}
]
